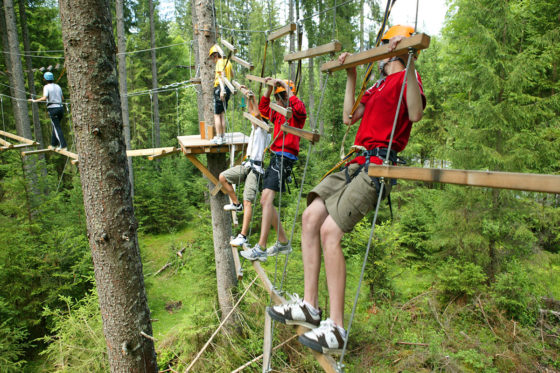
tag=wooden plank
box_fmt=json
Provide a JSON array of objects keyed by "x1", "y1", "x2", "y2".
[
  {"x1": 185, "y1": 154, "x2": 229, "y2": 195},
  {"x1": 0, "y1": 138, "x2": 12, "y2": 147},
  {"x1": 294, "y1": 326, "x2": 338, "y2": 372},
  {"x1": 21, "y1": 148, "x2": 52, "y2": 156},
  {"x1": 281, "y1": 124, "x2": 320, "y2": 144},
  {"x1": 0, "y1": 130, "x2": 38, "y2": 145},
  {"x1": 232, "y1": 80, "x2": 254, "y2": 98},
  {"x1": 321, "y1": 33, "x2": 431, "y2": 73},
  {"x1": 126, "y1": 147, "x2": 176, "y2": 157},
  {"x1": 262, "y1": 313, "x2": 272, "y2": 373},
  {"x1": 367, "y1": 165, "x2": 560, "y2": 194},
  {"x1": 48, "y1": 145, "x2": 78, "y2": 160},
  {"x1": 246, "y1": 74, "x2": 275, "y2": 87},
  {"x1": 230, "y1": 244, "x2": 243, "y2": 280},
  {"x1": 284, "y1": 41, "x2": 342, "y2": 62},
  {"x1": 270, "y1": 102, "x2": 292, "y2": 120},
  {"x1": 211, "y1": 181, "x2": 223, "y2": 196},
  {"x1": 267, "y1": 23, "x2": 296, "y2": 41},
  {"x1": 1, "y1": 143, "x2": 35, "y2": 151},
  {"x1": 231, "y1": 55, "x2": 254, "y2": 70},
  {"x1": 71, "y1": 159, "x2": 79, "y2": 166},
  {"x1": 221, "y1": 39, "x2": 236, "y2": 53},
  {"x1": 221, "y1": 76, "x2": 236, "y2": 94},
  {"x1": 251, "y1": 261, "x2": 286, "y2": 305},
  {"x1": 243, "y1": 112, "x2": 271, "y2": 133},
  {"x1": 147, "y1": 148, "x2": 180, "y2": 160},
  {"x1": 189, "y1": 77, "x2": 201, "y2": 84}
]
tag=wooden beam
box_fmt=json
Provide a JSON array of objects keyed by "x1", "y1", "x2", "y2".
[
  {"x1": 147, "y1": 148, "x2": 180, "y2": 160},
  {"x1": 246, "y1": 74, "x2": 275, "y2": 87},
  {"x1": 1, "y1": 143, "x2": 35, "y2": 151},
  {"x1": 71, "y1": 159, "x2": 79, "y2": 166},
  {"x1": 185, "y1": 154, "x2": 229, "y2": 195},
  {"x1": 232, "y1": 80, "x2": 254, "y2": 98},
  {"x1": 321, "y1": 33, "x2": 431, "y2": 73},
  {"x1": 126, "y1": 147, "x2": 176, "y2": 157},
  {"x1": 243, "y1": 112, "x2": 271, "y2": 133},
  {"x1": 189, "y1": 77, "x2": 201, "y2": 84},
  {"x1": 270, "y1": 102, "x2": 292, "y2": 120},
  {"x1": 230, "y1": 245, "x2": 243, "y2": 280},
  {"x1": 221, "y1": 76, "x2": 236, "y2": 94},
  {"x1": 284, "y1": 41, "x2": 342, "y2": 62},
  {"x1": 211, "y1": 181, "x2": 223, "y2": 196},
  {"x1": 267, "y1": 23, "x2": 296, "y2": 41},
  {"x1": 0, "y1": 138, "x2": 12, "y2": 147},
  {"x1": 251, "y1": 261, "x2": 286, "y2": 305},
  {"x1": 368, "y1": 165, "x2": 560, "y2": 194},
  {"x1": 221, "y1": 39, "x2": 236, "y2": 53},
  {"x1": 280, "y1": 124, "x2": 320, "y2": 144},
  {"x1": 0, "y1": 130, "x2": 38, "y2": 145},
  {"x1": 262, "y1": 313, "x2": 272, "y2": 373},
  {"x1": 230, "y1": 55, "x2": 254, "y2": 70},
  {"x1": 48, "y1": 145, "x2": 78, "y2": 160},
  {"x1": 21, "y1": 148, "x2": 52, "y2": 156}
]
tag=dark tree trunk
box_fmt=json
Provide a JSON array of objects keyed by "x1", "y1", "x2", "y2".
[
  {"x1": 17, "y1": 0, "x2": 46, "y2": 154},
  {"x1": 192, "y1": 0, "x2": 237, "y2": 324},
  {"x1": 116, "y1": 0, "x2": 134, "y2": 197},
  {"x1": 149, "y1": 0, "x2": 160, "y2": 148},
  {"x1": 58, "y1": 0, "x2": 157, "y2": 371}
]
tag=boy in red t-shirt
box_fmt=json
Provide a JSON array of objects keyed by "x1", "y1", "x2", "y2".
[
  {"x1": 240, "y1": 78, "x2": 307, "y2": 262},
  {"x1": 268, "y1": 26, "x2": 426, "y2": 354}
]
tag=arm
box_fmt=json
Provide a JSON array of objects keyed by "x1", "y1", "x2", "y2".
[
  {"x1": 263, "y1": 77, "x2": 274, "y2": 98},
  {"x1": 340, "y1": 52, "x2": 365, "y2": 125},
  {"x1": 405, "y1": 58, "x2": 423, "y2": 122}
]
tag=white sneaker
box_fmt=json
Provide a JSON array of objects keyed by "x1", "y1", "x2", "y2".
[
  {"x1": 266, "y1": 241, "x2": 292, "y2": 256},
  {"x1": 239, "y1": 244, "x2": 267, "y2": 262},
  {"x1": 209, "y1": 136, "x2": 220, "y2": 144},
  {"x1": 298, "y1": 318, "x2": 346, "y2": 355},
  {"x1": 224, "y1": 203, "x2": 243, "y2": 212},
  {"x1": 267, "y1": 294, "x2": 321, "y2": 329},
  {"x1": 230, "y1": 234, "x2": 247, "y2": 247},
  {"x1": 216, "y1": 136, "x2": 225, "y2": 145}
]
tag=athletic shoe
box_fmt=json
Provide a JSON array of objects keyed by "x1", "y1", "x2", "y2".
[
  {"x1": 216, "y1": 136, "x2": 225, "y2": 145},
  {"x1": 209, "y1": 136, "x2": 220, "y2": 144},
  {"x1": 298, "y1": 318, "x2": 346, "y2": 355},
  {"x1": 224, "y1": 203, "x2": 243, "y2": 212},
  {"x1": 239, "y1": 244, "x2": 267, "y2": 262},
  {"x1": 266, "y1": 241, "x2": 292, "y2": 256},
  {"x1": 230, "y1": 234, "x2": 247, "y2": 247},
  {"x1": 267, "y1": 294, "x2": 321, "y2": 329}
]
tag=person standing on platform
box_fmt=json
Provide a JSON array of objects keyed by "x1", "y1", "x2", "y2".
[
  {"x1": 209, "y1": 44, "x2": 233, "y2": 145},
  {"x1": 30, "y1": 71, "x2": 67, "y2": 150},
  {"x1": 240, "y1": 78, "x2": 307, "y2": 262}
]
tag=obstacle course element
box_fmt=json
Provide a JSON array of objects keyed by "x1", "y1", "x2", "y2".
[
  {"x1": 267, "y1": 23, "x2": 296, "y2": 41},
  {"x1": 242, "y1": 112, "x2": 271, "y2": 133},
  {"x1": 321, "y1": 33, "x2": 431, "y2": 72},
  {"x1": 368, "y1": 165, "x2": 560, "y2": 194},
  {"x1": 284, "y1": 41, "x2": 342, "y2": 62}
]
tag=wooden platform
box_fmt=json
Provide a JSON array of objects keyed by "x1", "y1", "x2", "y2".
[{"x1": 178, "y1": 132, "x2": 249, "y2": 155}]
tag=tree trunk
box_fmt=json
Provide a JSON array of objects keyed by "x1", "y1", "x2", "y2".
[
  {"x1": 149, "y1": 0, "x2": 160, "y2": 148},
  {"x1": 192, "y1": 0, "x2": 237, "y2": 324},
  {"x1": 0, "y1": 0, "x2": 18, "y2": 112},
  {"x1": 360, "y1": 0, "x2": 365, "y2": 51},
  {"x1": 58, "y1": 1, "x2": 157, "y2": 371},
  {"x1": 17, "y1": 0, "x2": 46, "y2": 154},
  {"x1": 116, "y1": 0, "x2": 134, "y2": 197},
  {"x1": 288, "y1": 0, "x2": 295, "y2": 80}
]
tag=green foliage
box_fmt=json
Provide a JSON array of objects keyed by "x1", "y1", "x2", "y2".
[
  {"x1": 490, "y1": 259, "x2": 539, "y2": 324},
  {"x1": 0, "y1": 297, "x2": 28, "y2": 371},
  {"x1": 436, "y1": 259, "x2": 487, "y2": 300}
]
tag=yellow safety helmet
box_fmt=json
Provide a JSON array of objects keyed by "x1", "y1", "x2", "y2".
[
  {"x1": 208, "y1": 44, "x2": 223, "y2": 57},
  {"x1": 381, "y1": 25, "x2": 415, "y2": 43},
  {"x1": 274, "y1": 80, "x2": 295, "y2": 95}
]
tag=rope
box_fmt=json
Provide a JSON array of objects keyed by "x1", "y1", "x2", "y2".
[
  {"x1": 338, "y1": 49, "x2": 415, "y2": 372},
  {"x1": 1, "y1": 97, "x2": 5, "y2": 133},
  {"x1": 298, "y1": 0, "x2": 357, "y2": 23},
  {"x1": 150, "y1": 92, "x2": 154, "y2": 149},
  {"x1": 176, "y1": 89, "x2": 180, "y2": 137},
  {"x1": 116, "y1": 41, "x2": 192, "y2": 56},
  {"x1": 0, "y1": 50, "x2": 63, "y2": 59},
  {"x1": 184, "y1": 275, "x2": 258, "y2": 373}
]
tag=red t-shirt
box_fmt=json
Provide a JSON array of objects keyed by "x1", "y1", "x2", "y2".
[
  {"x1": 259, "y1": 95, "x2": 307, "y2": 157},
  {"x1": 351, "y1": 70, "x2": 425, "y2": 165}
]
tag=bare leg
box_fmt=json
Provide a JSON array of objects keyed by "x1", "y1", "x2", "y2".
[
  {"x1": 214, "y1": 114, "x2": 224, "y2": 136},
  {"x1": 320, "y1": 216, "x2": 346, "y2": 328},
  {"x1": 258, "y1": 189, "x2": 288, "y2": 247},
  {"x1": 240, "y1": 200, "x2": 252, "y2": 236},
  {"x1": 218, "y1": 173, "x2": 238, "y2": 204},
  {"x1": 301, "y1": 198, "x2": 329, "y2": 309}
]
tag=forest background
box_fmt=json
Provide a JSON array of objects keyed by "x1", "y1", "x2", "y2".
[{"x1": 0, "y1": 0, "x2": 559, "y2": 371}]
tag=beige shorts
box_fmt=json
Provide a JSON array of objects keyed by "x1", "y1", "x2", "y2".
[
  {"x1": 307, "y1": 163, "x2": 390, "y2": 233},
  {"x1": 222, "y1": 165, "x2": 260, "y2": 202}
]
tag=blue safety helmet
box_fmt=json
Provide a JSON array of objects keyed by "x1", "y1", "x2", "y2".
[{"x1": 44, "y1": 72, "x2": 54, "y2": 81}]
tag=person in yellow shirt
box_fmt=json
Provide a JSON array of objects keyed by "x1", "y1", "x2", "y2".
[{"x1": 209, "y1": 44, "x2": 233, "y2": 145}]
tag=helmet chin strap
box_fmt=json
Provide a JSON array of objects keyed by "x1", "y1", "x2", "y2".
[{"x1": 378, "y1": 56, "x2": 407, "y2": 77}]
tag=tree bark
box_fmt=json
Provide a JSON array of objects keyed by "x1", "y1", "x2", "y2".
[
  {"x1": 58, "y1": 0, "x2": 157, "y2": 371},
  {"x1": 116, "y1": 0, "x2": 134, "y2": 197},
  {"x1": 149, "y1": 0, "x2": 160, "y2": 148},
  {"x1": 192, "y1": 0, "x2": 237, "y2": 324},
  {"x1": 0, "y1": 0, "x2": 18, "y2": 112},
  {"x1": 17, "y1": 0, "x2": 46, "y2": 154}
]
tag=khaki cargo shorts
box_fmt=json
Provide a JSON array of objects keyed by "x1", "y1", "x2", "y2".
[
  {"x1": 307, "y1": 163, "x2": 390, "y2": 233},
  {"x1": 222, "y1": 165, "x2": 260, "y2": 202}
]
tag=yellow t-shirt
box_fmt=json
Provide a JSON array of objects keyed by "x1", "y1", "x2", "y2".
[{"x1": 214, "y1": 58, "x2": 233, "y2": 87}]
